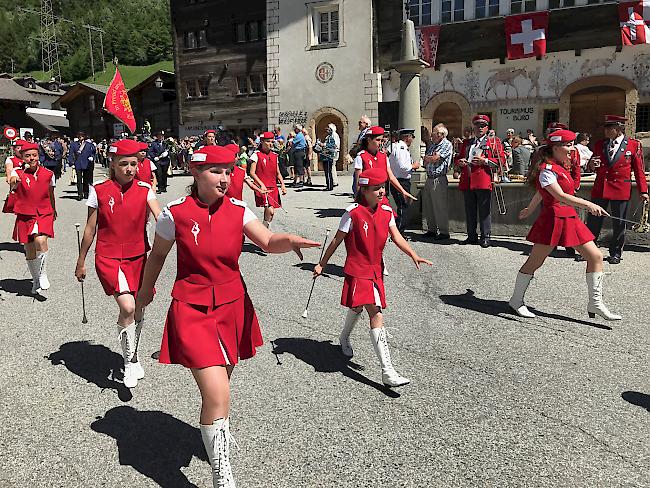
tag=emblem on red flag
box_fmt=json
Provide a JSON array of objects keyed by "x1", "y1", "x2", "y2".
[
  {"x1": 619, "y1": 1, "x2": 650, "y2": 45},
  {"x1": 505, "y1": 12, "x2": 549, "y2": 60},
  {"x1": 416, "y1": 25, "x2": 441, "y2": 67},
  {"x1": 103, "y1": 68, "x2": 136, "y2": 133}
]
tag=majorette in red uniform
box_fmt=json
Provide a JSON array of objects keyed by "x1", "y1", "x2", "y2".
[
  {"x1": 314, "y1": 168, "x2": 431, "y2": 388},
  {"x1": 75, "y1": 139, "x2": 162, "y2": 389},
  {"x1": 249, "y1": 131, "x2": 287, "y2": 228},
  {"x1": 509, "y1": 130, "x2": 621, "y2": 321},
  {"x1": 584, "y1": 115, "x2": 649, "y2": 264},
  {"x1": 3, "y1": 138, "x2": 27, "y2": 214},
  {"x1": 223, "y1": 143, "x2": 262, "y2": 201},
  {"x1": 454, "y1": 114, "x2": 506, "y2": 248},
  {"x1": 134, "y1": 141, "x2": 157, "y2": 187},
  {"x1": 135, "y1": 145, "x2": 318, "y2": 488},
  {"x1": 352, "y1": 126, "x2": 415, "y2": 213},
  {"x1": 9, "y1": 142, "x2": 56, "y2": 295}
]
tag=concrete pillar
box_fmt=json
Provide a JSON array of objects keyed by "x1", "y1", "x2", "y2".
[{"x1": 394, "y1": 19, "x2": 429, "y2": 164}]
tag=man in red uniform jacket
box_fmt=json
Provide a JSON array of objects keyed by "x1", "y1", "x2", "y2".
[
  {"x1": 586, "y1": 115, "x2": 648, "y2": 264},
  {"x1": 454, "y1": 114, "x2": 506, "y2": 248}
]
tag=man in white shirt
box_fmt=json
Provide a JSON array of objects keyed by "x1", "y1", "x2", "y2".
[{"x1": 388, "y1": 128, "x2": 420, "y2": 232}]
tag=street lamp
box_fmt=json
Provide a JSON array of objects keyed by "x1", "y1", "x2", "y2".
[{"x1": 154, "y1": 76, "x2": 163, "y2": 89}]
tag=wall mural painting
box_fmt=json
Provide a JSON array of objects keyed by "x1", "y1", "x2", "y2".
[
  {"x1": 527, "y1": 67, "x2": 541, "y2": 98},
  {"x1": 580, "y1": 58, "x2": 614, "y2": 78},
  {"x1": 546, "y1": 59, "x2": 569, "y2": 97},
  {"x1": 484, "y1": 68, "x2": 528, "y2": 100},
  {"x1": 633, "y1": 54, "x2": 650, "y2": 91},
  {"x1": 463, "y1": 69, "x2": 481, "y2": 101}
]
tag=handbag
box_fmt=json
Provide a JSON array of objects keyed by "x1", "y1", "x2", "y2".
[{"x1": 313, "y1": 141, "x2": 323, "y2": 154}]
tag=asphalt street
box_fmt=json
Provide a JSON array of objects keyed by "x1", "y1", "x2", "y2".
[{"x1": 0, "y1": 170, "x2": 648, "y2": 488}]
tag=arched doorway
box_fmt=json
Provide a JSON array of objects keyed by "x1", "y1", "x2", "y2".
[
  {"x1": 433, "y1": 102, "x2": 462, "y2": 140},
  {"x1": 308, "y1": 107, "x2": 349, "y2": 171},
  {"x1": 570, "y1": 87, "x2": 626, "y2": 140}
]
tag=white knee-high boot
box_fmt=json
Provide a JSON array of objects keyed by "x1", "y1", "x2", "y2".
[
  {"x1": 131, "y1": 319, "x2": 145, "y2": 380},
  {"x1": 26, "y1": 258, "x2": 40, "y2": 294},
  {"x1": 117, "y1": 323, "x2": 139, "y2": 388},
  {"x1": 509, "y1": 272, "x2": 535, "y2": 318},
  {"x1": 339, "y1": 309, "x2": 361, "y2": 357},
  {"x1": 36, "y1": 251, "x2": 50, "y2": 290},
  {"x1": 200, "y1": 418, "x2": 236, "y2": 488},
  {"x1": 586, "y1": 272, "x2": 622, "y2": 321},
  {"x1": 370, "y1": 327, "x2": 410, "y2": 387}
]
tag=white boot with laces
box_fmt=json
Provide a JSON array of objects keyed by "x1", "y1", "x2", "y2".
[
  {"x1": 370, "y1": 327, "x2": 410, "y2": 387},
  {"x1": 339, "y1": 309, "x2": 361, "y2": 358},
  {"x1": 200, "y1": 418, "x2": 236, "y2": 488},
  {"x1": 509, "y1": 272, "x2": 536, "y2": 318},
  {"x1": 131, "y1": 319, "x2": 145, "y2": 380},
  {"x1": 118, "y1": 323, "x2": 139, "y2": 388},
  {"x1": 36, "y1": 251, "x2": 50, "y2": 290}
]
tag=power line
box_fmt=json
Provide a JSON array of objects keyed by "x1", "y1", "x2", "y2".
[{"x1": 40, "y1": 0, "x2": 61, "y2": 81}]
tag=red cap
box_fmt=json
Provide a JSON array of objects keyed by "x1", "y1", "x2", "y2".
[
  {"x1": 224, "y1": 143, "x2": 240, "y2": 154},
  {"x1": 357, "y1": 168, "x2": 386, "y2": 187},
  {"x1": 604, "y1": 115, "x2": 627, "y2": 125},
  {"x1": 545, "y1": 129, "x2": 576, "y2": 145},
  {"x1": 204, "y1": 130, "x2": 217, "y2": 135},
  {"x1": 190, "y1": 145, "x2": 236, "y2": 166},
  {"x1": 138, "y1": 142, "x2": 149, "y2": 152},
  {"x1": 472, "y1": 114, "x2": 490, "y2": 125},
  {"x1": 13, "y1": 139, "x2": 28, "y2": 147},
  {"x1": 19, "y1": 142, "x2": 39, "y2": 153},
  {"x1": 260, "y1": 131, "x2": 275, "y2": 140},
  {"x1": 365, "y1": 126, "x2": 385, "y2": 137},
  {"x1": 109, "y1": 139, "x2": 142, "y2": 156},
  {"x1": 547, "y1": 122, "x2": 568, "y2": 131}
]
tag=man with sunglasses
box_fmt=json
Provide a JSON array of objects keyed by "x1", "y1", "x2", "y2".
[{"x1": 454, "y1": 114, "x2": 506, "y2": 248}]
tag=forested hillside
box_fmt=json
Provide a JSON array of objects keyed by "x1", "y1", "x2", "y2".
[{"x1": 0, "y1": 0, "x2": 172, "y2": 82}]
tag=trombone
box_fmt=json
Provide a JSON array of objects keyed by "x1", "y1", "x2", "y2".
[{"x1": 489, "y1": 132, "x2": 507, "y2": 215}]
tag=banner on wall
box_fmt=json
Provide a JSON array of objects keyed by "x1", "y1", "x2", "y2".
[
  {"x1": 505, "y1": 11, "x2": 549, "y2": 60},
  {"x1": 619, "y1": 1, "x2": 650, "y2": 45},
  {"x1": 416, "y1": 25, "x2": 441, "y2": 67}
]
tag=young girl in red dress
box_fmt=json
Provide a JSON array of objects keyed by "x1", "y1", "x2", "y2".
[
  {"x1": 135, "y1": 145, "x2": 318, "y2": 487},
  {"x1": 509, "y1": 129, "x2": 621, "y2": 321},
  {"x1": 3, "y1": 139, "x2": 26, "y2": 214},
  {"x1": 75, "y1": 139, "x2": 162, "y2": 388},
  {"x1": 249, "y1": 132, "x2": 287, "y2": 228},
  {"x1": 134, "y1": 141, "x2": 158, "y2": 189},
  {"x1": 224, "y1": 143, "x2": 263, "y2": 200},
  {"x1": 314, "y1": 168, "x2": 432, "y2": 387},
  {"x1": 9, "y1": 142, "x2": 56, "y2": 295}
]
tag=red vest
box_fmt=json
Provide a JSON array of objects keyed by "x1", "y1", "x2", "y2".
[
  {"x1": 168, "y1": 194, "x2": 245, "y2": 307},
  {"x1": 252, "y1": 150, "x2": 279, "y2": 188},
  {"x1": 343, "y1": 203, "x2": 393, "y2": 279},
  {"x1": 94, "y1": 179, "x2": 151, "y2": 259},
  {"x1": 226, "y1": 165, "x2": 246, "y2": 200},
  {"x1": 536, "y1": 160, "x2": 578, "y2": 218},
  {"x1": 455, "y1": 137, "x2": 505, "y2": 191},
  {"x1": 9, "y1": 156, "x2": 24, "y2": 170},
  {"x1": 591, "y1": 137, "x2": 648, "y2": 200},
  {"x1": 135, "y1": 158, "x2": 154, "y2": 185},
  {"x1": 13, "y1": 166, "x2": 54, "y2": 216},
  {"x1": 569, "y1": 148, "x2": 581, "y2": 190},
  {"x1": 358, "y1": 150, "x2": 388, "y2": 181}
]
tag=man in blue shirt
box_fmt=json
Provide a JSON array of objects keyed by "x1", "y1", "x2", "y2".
[
  {"x1": 290, "y1": 125, "x2": 307, "y2": 188},
  {"x1": 422, "y1": 123, "x2": 453, "y2": 240},
  {"x1": 68, "y1": 131, "x2": 96, "y2": 200},
  {"x1": 148, "y1": 131, "x2": 170, "y2": 194},
  {"x1": 39, "y1": 133, "x2": 64, "y2": 179}
]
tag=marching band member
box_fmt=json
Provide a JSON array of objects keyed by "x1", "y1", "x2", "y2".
[
  {"x1": 135, "y1": 145, "x2": 318, "y2": 488},
  {"x1": 202, "y1": 129, "x2": 217, "y2": 148},
  {"x1": 249, "y1": 131, "x2": 287, "y2": 228},
  {"x1": 584, "y1": 115, "x2": 648, "y2": 264},
  {"x1": 3, "y1": 139, "x2": 26, "y2": 214},
  {"x1": 510, "y1": 130, "x2": 621, "y2": 321},
  {"x1": 75, "y1": 139, "x2": 161, "y2": 388},
  {"x1": 134, "y1": 141, "x2": 157, "y2": 189},
  {"x1": 224, "y1": 143, "x2": 263, "y2": 200},
  {"x1": 9, "y1": 142, "x2": 56, "y2": 295},
  {"x1": 313, "y1": 168, "x2": 432, "y2": 387},
  {"x1": 454, "y1": 114, "x2": 506, "y2": 248}
]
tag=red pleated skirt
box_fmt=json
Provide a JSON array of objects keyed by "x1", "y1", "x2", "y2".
[
  {"x1": 254, "y1": 187, "x2": 282, "y2": 208},
  {"x1": 13, "y1": 213, "x2": 54, "y2": 243},
  {"x1": 527, "y1": 210, "x2": 594, "y2": 247},
  {"x1": 159, "y1": 293, "x2": 263, "y2": 369},
  {"x1": 2, "y1": 192, "x2": 16, "y2": 214},
  {"x1": 341, "y1": 274, "x2": 387, "y2": 309},
  {"x1": 95, "y1": 254, "x2": 146, "y2": 296}
]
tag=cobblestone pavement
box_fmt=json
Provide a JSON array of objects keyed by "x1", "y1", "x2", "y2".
[{"x1": 0, "y1": 172, "x2": 648, "y2": 487}]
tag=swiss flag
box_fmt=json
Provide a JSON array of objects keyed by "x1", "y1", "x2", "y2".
[
  {"x1": 505, "y1": 11, "x2": 549, "y2": 60},
  {"x1": 416, "y1": 25, "x2": 441, "y2": 67},
  {"x1": 619, "y1": 1, "x2": 650, "y2": 45},
  {"x1": 103, "y1": 67, "x2": 136, "y2": 133}
]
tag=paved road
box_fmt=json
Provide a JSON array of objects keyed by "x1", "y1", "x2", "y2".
[{"x1": 0, "y1": 171, "x2": 648, "y2": 488}]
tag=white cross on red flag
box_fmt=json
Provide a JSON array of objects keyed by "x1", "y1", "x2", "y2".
[
  {"x1": 619, "y1": 1, "x2": 650, "y2": 45},
  {"x1": 505, "y1": 12, "x2": 549, "y2": 60},
  {"x1": 416, "y1": 25, "x2": 441, "y2": 67}
]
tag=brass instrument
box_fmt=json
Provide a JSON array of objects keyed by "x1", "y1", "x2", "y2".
[
  {"x1": 489, "y1": 134, "x2": 507, "y2": 215},
  {"x1": 632, "y1": 200, "x2": 649, "y2": 233}
]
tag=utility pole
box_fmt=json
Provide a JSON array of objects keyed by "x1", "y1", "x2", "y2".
[
  {"x1": 40, "y1": 0, "x2": 61, "y2": 81},
  {"x1": 84, "y1": 24, "x2": 106, "y2": 78},
  {"x1": 86, "y1": 25, "x2": 95, "y2": 80}
]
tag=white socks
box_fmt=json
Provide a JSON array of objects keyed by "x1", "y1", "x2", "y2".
[
  {"x1": 509, "y1": 272, "x2": 535, "y2": 318},
  {"x1": 118, "y1": 322, "x2": 139, "y2": 388}
]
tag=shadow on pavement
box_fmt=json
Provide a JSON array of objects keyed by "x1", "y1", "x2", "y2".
[
  {"x1": 0, "y1": 242, "x2": 24, "y2": 253},
  {"x1": 271, "y1": 338, "x2": 400, "y2": 398},
  {"x1": 293, "y1": 262, "x2": 345, "y2": 278},
  {"x1": 314, "y1": 208, "x2": 345, "y2": 218},
  {"x1": 402, "y1": 231, "x2": 461, "y2": 245},
  {"x1": 438, "y1": 289, "x2": 611, "y2": 330},
  {"x1": 241, "y1": 242, "x2": 267, "y2": 256},
  {"x1": 91, "y1": 406, "x2": 208, "y2": 488},
  {"x1": 621, "y1": 391, "x2": 650, "y2": 412},
  {"x1": 0, "y1": 278, "x2": 46, "y2": 301},
  {"x1": 46, "y1": 341, "x2": 133, "y2": 402}
]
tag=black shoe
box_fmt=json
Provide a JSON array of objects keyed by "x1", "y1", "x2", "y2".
[
  {"x1": 306, "y1": 179, "x2": 313, "y2": 186},
  {"x1": 461, "y1": 237, "x2": 479, "y2": 245},
  {"x1": 76, "y1": 195, "x2": 83, "y2": 201},
  {"x1": 434, "y1": 233, "x2": 450, "y2": 241},
  {"x1": 156, "y1": 190, "x2": 162, "y2": 194},
  {"x1": 564, "y1": 247, "x2": 576, "y2": 258},
  {"x1": 608, "y1": 255, "x2": 621, "y2": 264},
  {"x1": 575, "y1": 255, "x2": 585, "y2": 262},
  {"x1": 480, "y1": 237, "x2": 491, "y2": 248},
  {"x1": 424, "y1": 231, "x2": 438, "y2": 239},
  {"x1": 296, "y1": 182, "x2": 304, "y2": 188}
]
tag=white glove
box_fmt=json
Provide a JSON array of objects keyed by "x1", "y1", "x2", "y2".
[
  {"x1": 154, "y1": 157, "x2": 159, "y2": 162},
  {"x1": 88, "y1": 157, "x2": 94, "y2": 162},
  {"x1": 160, "y1": 151, "x2": 169, "y2": 158}
]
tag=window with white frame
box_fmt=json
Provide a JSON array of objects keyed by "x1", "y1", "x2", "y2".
[
  {"x1": 475, "y1": 0, "x2": 499, "y2": 18},
  {"x1": 441, "y1": 0, "x2": 465, "y2": 23},
  {"x1": 319, "y1": 9, "x2": 339, "y2": 44},
  {"x1": 308, "y1": 2, "x2": 342, "y2": 48},
  {"x1": 408, "y1": 0, "x2": 432, "y2": 27},
  {"x1": 510, "y1": 0, "x2": 537, "y2": 14},
  {"x1": 236, "y1": 76, "x2": 248, "y2": 95},
  {"x1": 548, "y1": 0, "x2": 575, "y2": 8}
]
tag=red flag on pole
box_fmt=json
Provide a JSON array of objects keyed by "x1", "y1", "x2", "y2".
[
  {"x1": 103, "y1": 67, "x2": 136, "y2": 133},
  {"x1": 619, "y1": 1, "x2": 650, "y2": 45},
  {"x1": 505, "y1": 11, "x2": 549, "y2": 60},
  {"x1": 416, "y1": 25, "x2": 441, "y2": 67}
]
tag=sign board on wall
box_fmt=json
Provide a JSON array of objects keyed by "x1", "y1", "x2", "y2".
[
  {"x1": 19, "y1": 128, "x2": 34, "y2": 139},
  {"x1": 278, "y1": 111, "x2": 308, "y2": 125},
  {"x1": 495, "y1": 105, "x2": 537, "y2": 136}
]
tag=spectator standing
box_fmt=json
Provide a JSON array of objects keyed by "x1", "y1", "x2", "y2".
[
  {"x1": 290, "y1": 124, "x2": 307, "y2": 188},
  {"x1": 148, "y1": 132, "x2": 170, "y2": 194},
  {"x1": 274, "y1": 127, "x2": 285, "y2": 143},
  {"x1": 68, "y1": 131, "x2": 96, "y2": 200},
  {"x1": 302, "y1": 128, "x2": 314, "y2": 186},
  {"x1": 320, "y1": 123, "x2": 340, "y2": 192},
  {"x1": 422, "y1": 123, "x2": 453, "y2": 240},
  {"x1": 509, "y1": 136, "x2": 532, "y2": 176},
  {"x1": 388, "y1": 128, "x2": 420, "y2": 232},
  {"x1": 525, "y1": 129, "x2": 538, "y2": 148},
  {"x1": 503, "y1": 128, "x2": 515, "y2": 169},
  {"x1": 576, "y1": 133, "x2": 593, "y2": 170},
  {"x1": 39, "y1": 133, "x2": 64, "y2": 179}
]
